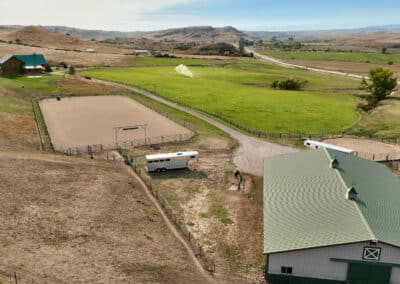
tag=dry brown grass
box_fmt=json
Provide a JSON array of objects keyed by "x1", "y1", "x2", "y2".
[
  {"x1": 0, "y1": 151, "x2": 206, "y2": 283},
  {"x1": 128, "y1": 128, "x2": 264, "y2": 280},
  {"x1": 0, "y1": 42, "x2": 132, "y2": 67}
]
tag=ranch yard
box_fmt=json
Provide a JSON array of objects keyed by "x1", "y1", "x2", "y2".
[{"x1": 39, "y1": 95, "x2": 193, "y2": 151}]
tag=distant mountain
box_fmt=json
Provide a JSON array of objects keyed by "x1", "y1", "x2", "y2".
[
  {"x1": 0, "y1": 26, "x2": 125, "y2": 54},
  {"x1": 42, "y1": 26, "x2": 143, "y2": 41},
  {"x1": 141, "y1": 26, "x2": 250, "y2": 43},
  {"x1": 0, "y1": 25, "x2": 250, "y2": 43},
  {"x1": 246, "y1": 24, "x2": 400, "y2": 39}
]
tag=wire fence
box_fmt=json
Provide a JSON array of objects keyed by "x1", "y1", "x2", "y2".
[
  {"x1": 354, "y1": 151, "x2": 400, "y2": 162},
  {"x1": 102, "y1": 79, "x2": 400, "y2": 145},
  {"x1": 116, "y1": 149, "x2": 265, "y2": 279}
]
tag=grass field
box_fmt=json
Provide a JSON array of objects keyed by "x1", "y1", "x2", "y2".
[
  {"x1": 259, "y1": 50, "x2": 400, "y2": 63},
  {"x1": 82, "y1": 59, "x2": 360, "y2": 134}
]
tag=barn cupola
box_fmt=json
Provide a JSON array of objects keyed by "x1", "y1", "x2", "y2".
[
  {"x1": 346, "y1": 187, "x2": 358, "y2": 201},
  {"x1": 330, "y1": 158, "x2": 339, "y2": 169}
]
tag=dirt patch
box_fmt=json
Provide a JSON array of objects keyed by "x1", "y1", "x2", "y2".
[
  {"x1": 39, "y1": 96, "x2": 192, "y2": 151},
  {"x1": 323, "y1": 138, "x2": 400, "y2": 161},
  {"x1": 0, "y1": 151, "x2": 206, "y2": 283}
]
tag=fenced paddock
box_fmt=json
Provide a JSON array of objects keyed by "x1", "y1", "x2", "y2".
[
  {"x1": 323, "y1": 138, "x2": 400, "y2": 162},
  {"x1": 39, "y1": 96, "x2": 193, "y2": 153}
]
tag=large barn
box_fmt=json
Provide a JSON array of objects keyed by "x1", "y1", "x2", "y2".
[
  {"x1": 0, "y1": 54, "x2": 48, "y2": 75},
  {"x1": 263, "y1": 148, "x2": 400, "y2": 284}
]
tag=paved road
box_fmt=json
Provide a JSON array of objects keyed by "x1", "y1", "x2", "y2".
[{"x1": 95, "y1": 79, "x2": 297, "y2": 176}]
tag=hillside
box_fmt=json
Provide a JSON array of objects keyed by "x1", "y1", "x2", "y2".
[
  {"x1": 0, "y1": 26, "x2": 126, "y2": 54},
  {"x1": 141, "y1": 26, "x2": 249, "y2": 43},
  {"x1": 43, "y1": 25, "x2": 143, "y2": 41}
]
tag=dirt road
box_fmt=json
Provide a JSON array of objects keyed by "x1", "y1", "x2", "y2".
[
  {"x1": 248, "y1": 48, "x2": 400, "y2": 85},
  {"x1": 94, "y1": 79, "x2": 297, "y2": 176}
]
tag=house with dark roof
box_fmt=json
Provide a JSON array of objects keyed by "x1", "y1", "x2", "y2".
[
  {"x1": 263, "y1": 148, "x2": 400, "y2": 284},
  {"x1": 0, "y1": 54, "x2": 48, "y2": 75}
]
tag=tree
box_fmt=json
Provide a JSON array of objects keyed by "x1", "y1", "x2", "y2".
[
  {"x1": 360, "y1": 67, "x2": 397, "y2": 105},
  {"x1": 382, "y1": 47, "x2": 387, "y2": 54},
  {"x1": 238, "y1": 38, "x2": 245, "y2": 56},
  {"x1": 69, "y1": 65, "x2": 76, "y2": 75}
]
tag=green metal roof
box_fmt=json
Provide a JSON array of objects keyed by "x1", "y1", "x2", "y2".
[
  {"x1": 15, "y1": 54, "x2": 47, "y2": 67},
  {"x1": 263, "y1": 148, "x2": 400, "y2": 254},
  {"x1": 0, "y1": 54, "x2": 47, "y2": 69}
]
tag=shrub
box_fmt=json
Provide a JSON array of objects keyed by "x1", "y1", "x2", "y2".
[
  {"x1": 388, "y1": 61, "x2": 394, "y2": 65},
  {"x1": 44, "y1": 64, "x2": 53, "y2": 73},
  {"x1": 271, "y1": 78, "x2": 308, "y2": 90},
  {"x1": 69, "y1": 66, "x2": 76, "y2": 75}
]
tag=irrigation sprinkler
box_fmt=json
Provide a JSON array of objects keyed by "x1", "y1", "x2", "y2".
[{"x1": 114, "y1": 124, "x2": 148, "y2": 148}]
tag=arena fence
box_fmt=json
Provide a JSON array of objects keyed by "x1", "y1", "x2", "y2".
[{"x1": 57, "y1": 132, "x2": 194, "y2": 155}]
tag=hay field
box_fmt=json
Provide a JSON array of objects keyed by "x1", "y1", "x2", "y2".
[
  {"x1": 39, "y1": 96, "x2": 192, "y2": 150},
  {"x1": 0, "y1": 151, "x2": 205, "y2": 283},
  {"x1": 82, "y1": 59, "x2": 360, "y2": 135}
]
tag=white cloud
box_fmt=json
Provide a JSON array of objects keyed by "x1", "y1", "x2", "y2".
[{"x1": 0, "y1": 0, "x2": 201, "y2": 30}]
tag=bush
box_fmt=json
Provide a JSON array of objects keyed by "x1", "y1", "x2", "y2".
[
  {"x1": 271, "y1": 78, "x2": 308, "y2": 90},
  {"x1": 44, "y1": 64, "x2": 53, "y2": 73},
  {"x1": 388, "y1": 61, "x2": 394, "y2": 65},
  {"x1": 69, "y1": 66, "x2": 76, "y2": 75}
]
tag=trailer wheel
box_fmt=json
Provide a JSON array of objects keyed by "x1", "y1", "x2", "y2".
[
  {"x1": 161, "y1": 168, "x2": 167, "y2": 172},
  {"x1": 156, "y1": 168, "x2": 162, "y2": 173}
]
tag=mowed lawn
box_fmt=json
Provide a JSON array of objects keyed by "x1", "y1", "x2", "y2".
[
  {"x1": 259, "y1": 50, "x2": 400, "y2": 64},
  {"x1": 82, "y1": 60, "x2": 360, "y2": 134}
]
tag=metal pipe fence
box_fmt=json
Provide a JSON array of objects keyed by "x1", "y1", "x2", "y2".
[{"x1": 56, "y1": 132, "x2": 195, "y2": 155}]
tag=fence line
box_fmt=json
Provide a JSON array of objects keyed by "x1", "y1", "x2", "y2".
[
  {"x1": 57, "y1": 132, "x2": 194, "y2": 155},
  {"x1": 102, "y1": 79, "x2": 400, "y2": 146},
  {"x1": 354, "y1": 151, "x2": 400, "y2": 162},
  {"x1": 116, "y1": 149, "x2": 265, "y2": 278}
]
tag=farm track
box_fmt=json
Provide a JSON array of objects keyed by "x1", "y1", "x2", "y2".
[
  {"x1": 93, "y1": 79, "x2": 297, "y2": 176},
  {"x1": 248, "y1": 48, "x2": 400, "y2": 85},
  {"x1": 119, "y1": 159, "x2": 216, "y2": 284}
]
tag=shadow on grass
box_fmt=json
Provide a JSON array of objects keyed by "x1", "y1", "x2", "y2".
[{"x1": 150, "y1": 168, "x2": 207, "y2": 180}]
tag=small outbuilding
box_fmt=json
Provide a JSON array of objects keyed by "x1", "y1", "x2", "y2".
[
  {"x1": 133, "y1": 49, "x2": 150, "y2": 57},
  {"x1": 0, "y1": 54, "x2": 48, "y2": 75},
  {"x1": 263, "y1": 148, "x2": 400, "y2": 284}
]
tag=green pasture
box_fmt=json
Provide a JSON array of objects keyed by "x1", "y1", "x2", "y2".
[
  {"x1": 259, "y1": 50, "x2": 400, "y2": 63},
  {"x1": 82, "y1": 59, "x2": 360, "y2": 134}
]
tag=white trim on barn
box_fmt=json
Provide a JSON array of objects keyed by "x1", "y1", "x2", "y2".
[{"x1": 268, "y1": 242, "x2": 400, "y2": 283}]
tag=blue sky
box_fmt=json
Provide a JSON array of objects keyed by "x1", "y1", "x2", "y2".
[{"x1": 1, "y1": 0, "x2": 400, "y2": 31}]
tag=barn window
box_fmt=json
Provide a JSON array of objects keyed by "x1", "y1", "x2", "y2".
[
  {"x1": 363, "y1": 247, "x2": 381, "y2": 261},
  {"x1": 281, "y1": 266, "x2": 293, "y2": 274}
]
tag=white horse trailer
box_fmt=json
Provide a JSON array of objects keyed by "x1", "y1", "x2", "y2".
[
  {"x1": 304, "y1": 140, "x2": 354, "y2": 154},
  {"x1": 146, "y1": 151, "x2": 198, "y2": 172}
]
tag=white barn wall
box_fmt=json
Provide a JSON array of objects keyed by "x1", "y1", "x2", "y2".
[{"x1": 268, "y1": 242, "x2": 400, "y2": 283}]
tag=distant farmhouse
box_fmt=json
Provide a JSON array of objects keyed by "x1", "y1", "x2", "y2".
[
  {"x1": 263, "y1": 149, "x2": 400, "y2": 284},
  {"x1": 0, "y1": 54, "x2": 48, "y2": 75}
]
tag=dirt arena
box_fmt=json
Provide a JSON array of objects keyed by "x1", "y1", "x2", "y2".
[{"x1": 39, "y1": 96, "x2": 192, "y2": 151}]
